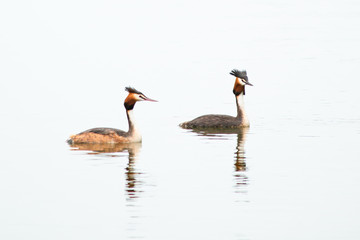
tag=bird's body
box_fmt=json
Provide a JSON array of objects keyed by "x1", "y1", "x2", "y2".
[
  {"x1": 67, "y1": 87, "x2": 156, "y2": 144},
  {"x1": 180, "y1": 69, "x2": 252, "y2": 129},
  {"x1": 180, "y1": 114, "x2": 244, "y2": 129},
  {"x1": 68, "y1": 127, "x2": 139, "y2": 144}
]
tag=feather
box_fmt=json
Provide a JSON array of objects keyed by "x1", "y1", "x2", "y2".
[
  {"x1": 230, "y1": 69, "x2": 248, "y2": 81},
  {"x1": 125, "y1": 87, "x2": 143, "y2": 94}
]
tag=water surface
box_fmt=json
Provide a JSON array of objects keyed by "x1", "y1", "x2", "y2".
[{"x1": 1, "y1": 0, "x2": 360, "y2": 239}]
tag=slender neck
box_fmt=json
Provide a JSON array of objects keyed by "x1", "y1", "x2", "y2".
[
  {"x1": 125, "y1": 109, "x2": 142, "y2": 142},
  {"x1": 126, "y1": 110, "x2": 137, "y2": 133},
  {"x1": 235, "y1": 93, "x2": 249, "y2": 126}
]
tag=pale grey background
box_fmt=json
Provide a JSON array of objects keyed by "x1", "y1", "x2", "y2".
[{"x1": 1, "y1": 0, "x2": 360, "y2": 239}]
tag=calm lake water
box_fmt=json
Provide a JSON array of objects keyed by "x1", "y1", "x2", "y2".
[{"x1": 1, "y1": 0, "x2": 360, "y2": 239}]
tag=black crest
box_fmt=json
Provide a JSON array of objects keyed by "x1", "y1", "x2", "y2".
[
  {"x1": 125, "y1": 87, "x2": 142, "y2": 95},
  {"x1": 230, "y1": 69, "x2": 248, "y2": 81}
]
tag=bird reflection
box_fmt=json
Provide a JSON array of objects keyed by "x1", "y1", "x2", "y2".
[
  {"x1": 189, "y1": 128, "x2": 249, "y2": 194},
  {"x1": 232, "y1": 129, "x2": 249, "y2": 194},
  {"x1": 69, "y1": 142, "x2": 143, "y2": 201}
]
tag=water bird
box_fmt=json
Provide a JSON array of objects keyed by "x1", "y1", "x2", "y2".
[
  {"x1": 180, "y1": 69, "x2": 253, "y2": 129},
  {"x1": 67, "y1": 87, "x2": 157, "y2": 144}
]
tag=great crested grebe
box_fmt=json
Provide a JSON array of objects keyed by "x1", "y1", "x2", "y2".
[
  {"x1": 180, "y1": 69, "x2": 253, "y2": 129},
  {"x1": 67, "y1": 87, "x2": 157, "y2": 144}
]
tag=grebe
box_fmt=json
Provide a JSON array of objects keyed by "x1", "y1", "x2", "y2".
[
  {"x1": 67, "y1": 87, "x2": 157, "y2": 144},
  {"x1": 180, "y1": 69, "x2": 253, "y2": 129}
]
